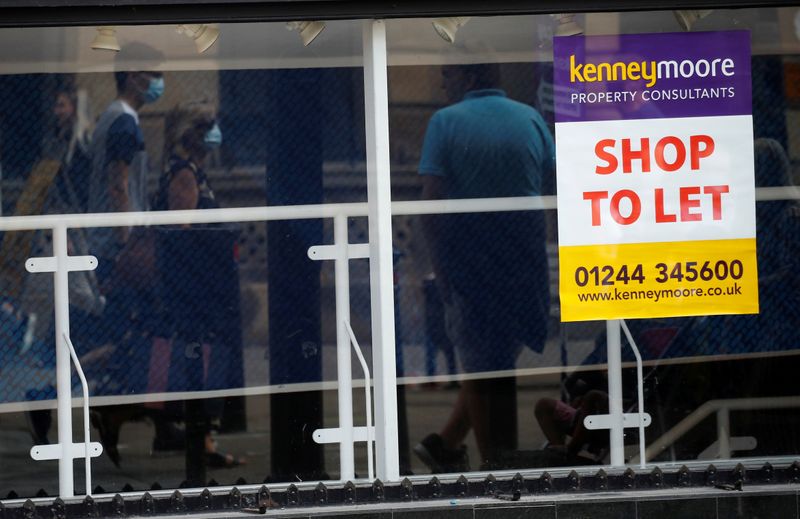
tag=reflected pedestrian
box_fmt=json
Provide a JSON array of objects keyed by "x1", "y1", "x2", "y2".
[
  {"x1": 414, "y1": 63, "x2": 554, "y2": 471},
  {"x1": 153, "y1": 101, "x2": 245, "y2": 469}
]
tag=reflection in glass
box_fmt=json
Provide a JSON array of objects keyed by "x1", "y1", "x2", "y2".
[
  {"x1": 387, "y1": 9, "x2": 800, "y2": 476},
  {"x1": 0, "y1": 20, "x2": 367, "y2": 495},
  {"x1": 0, "y1": 6, "x2": 797, "y2": 497}
]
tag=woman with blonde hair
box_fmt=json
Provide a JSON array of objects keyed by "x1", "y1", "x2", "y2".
[
  {"x1": 152, "y1": 101, "x2": 245, "y2": 470},
  {"x1": 155, "y1": 100, "x2": 221, "y2": 212}
]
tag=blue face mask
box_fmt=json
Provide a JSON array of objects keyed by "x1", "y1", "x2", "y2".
[
  {"x1": 143, "y1": 76, "x2": 164, "y2": 103},
  {"x1": 204, "y1": 123, "x2": 222, "y2": 148}
]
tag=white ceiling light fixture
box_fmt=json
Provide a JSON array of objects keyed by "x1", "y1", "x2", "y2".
[
  {"x1": 432, "y1": 17, "x2": 471, "y2": 44},
  {"x1": 550, "y1": 14, "x2": 584, "y2": 37},
  {"x1": 176, "y1": 24, "x2": 220, "y2": 53},
  {"x1": 286, "y1": 21, "x2": 326, "y2": 46},
  {"x1": 674, "y1": 10, "x2": 713, "y2": 31},
  {"x1": 90, "y1": 26, "x2": 120, "y2": 51}
]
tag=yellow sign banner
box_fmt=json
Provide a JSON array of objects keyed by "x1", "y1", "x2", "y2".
[{"x1": 559, "y1": 238, "x2": 758, "y2": 322}]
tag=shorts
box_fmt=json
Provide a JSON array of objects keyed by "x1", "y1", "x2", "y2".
[
  {"x1": 444, "y1": 291, "x2": 522, "y2": 373},
  {"x1": 441, "y1": 212, "x2": 551, "y2": 355},
  {"x1": 553, "y1": 400, "x2": 578, "y2": 435}
]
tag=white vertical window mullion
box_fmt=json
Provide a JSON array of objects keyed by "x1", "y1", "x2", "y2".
[{"x1": 362, "y1": 18, "x2": 400, "y2": 482}]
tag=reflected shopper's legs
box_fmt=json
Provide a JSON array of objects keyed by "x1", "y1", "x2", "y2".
[
  {"x1": 415, "y1": 291, "x2": 520, "y2": 472},
  {"x1": 535, "y1": 397, "x2": 574, "y2": 449}
]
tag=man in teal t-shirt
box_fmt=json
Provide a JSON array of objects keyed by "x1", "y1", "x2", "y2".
[
  {"x1": 418, "y1": 75, "x2": 554, "y2": 200},
  {"x1": 415, "y1": 63, "x2": 554, "y2": 472}
]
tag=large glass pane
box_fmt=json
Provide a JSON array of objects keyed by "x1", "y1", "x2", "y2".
[
  {"x1": 0, "y1": 20, "x2": 367, "y2": 496},
  {"x1": 387, "y1": 8, "x2": 800, "y2": 475}
]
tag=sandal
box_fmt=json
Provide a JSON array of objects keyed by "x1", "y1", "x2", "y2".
[{"x1": 204, "y1": 451, "x2": 246, "y2": 469}]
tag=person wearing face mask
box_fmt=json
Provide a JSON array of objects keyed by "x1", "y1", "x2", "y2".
[
  {"x1": 83, "y1": 43, "x2": 167, "y2": 467},
  {"x1": 87, "y1": 42, "x2": 165, "y2": 347},
  {"x1": 146, "y1": 102, "x2": 245, "y2": 471},
  {"x1": 87, "y1": 42, "x2": 165, "y2": 282},
  {"x1": 89, "y1": 102, "x2": 240, "y2": 471},
  {"x1": 154, "y1": 102, "x2": 221, "y2": 213}
]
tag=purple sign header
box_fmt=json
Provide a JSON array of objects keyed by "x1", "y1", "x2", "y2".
[{"x1": 553, "y1": 31, "x2": 751, "y2": 123}]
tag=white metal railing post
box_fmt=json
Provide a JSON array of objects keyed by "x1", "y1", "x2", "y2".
[
  {"x1": 27, "y1": 224, "x2": 102, "y2": 498},
  {"x1": 64, "y1": 334, "x2": 100, "y2": 497},
  {"x1": 345, "y1": 321, "x2": 375, "y2": 481},
  {"x1": 363, "y1": 18, "x2": 400, "y2": 482},
  {"x1": 620, "y1": 319, "x2": 647, "y2": 469},
  {"x1": 334, "y1": 215, "x2": 355, "y2": 480},
  {"x1": 585, "y1": 321, "x2": 651, "y2": 464},
  {"x1": 308, "y1": 229, "x2": 372, "y2": 480},
  {"x1": 53, "y1": 223, "x2": 75, "y2": 497},
  {"x1": 607, "y1": 319, "x2": 625, "y2": 467}
]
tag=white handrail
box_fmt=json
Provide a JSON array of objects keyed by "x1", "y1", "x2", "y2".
[
  {"x1": 0, "y1": 196, "x2": 560, "y2": 232},
  {"x1": 344, "y1": 320, "x2": 374, "y2": 481},
  {"x1": 633, "y1": 395, "x2": 800, "y2": 464},
  {"x1": 619, "y1": 319, "x2": 646, "y2": 469},
  {"x1": 0, "y1": 202, "x2": 367, "y2": 231},
  {"x1": 0, "y1": 183, "x2": 794, "y2": 232},
  {"x1": 63, "y1": 333, "x2": 93, "y2": 497},
  {"x1": 10, "y1": 185, "x2": 799, "y2": 494}
]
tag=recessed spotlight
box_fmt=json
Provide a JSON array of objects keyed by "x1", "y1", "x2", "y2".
[
  {"x1": 176, "y1": 24, "x2": 220, "y2": 53},
  {"x1": 551, "y1": 14, "x2": 584, "y2": 37},
  {"x1": 432, "y1": 17, "x2": 471, "y2": 44},
  {"x1": 286, "y1": 21, "x2": 326, "y2": 46},
  {"x1": 91, "y1": 26, "x2": 120, "y2": 52}
]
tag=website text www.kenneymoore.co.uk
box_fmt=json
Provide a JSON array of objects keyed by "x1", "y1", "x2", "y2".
[{"x1": 576, "y1": 282, "x2": 743, "y2": 303}]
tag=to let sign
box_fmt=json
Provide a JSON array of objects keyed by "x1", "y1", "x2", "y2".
[{"x1": 554, "y1": 31, "x2": 758, "y2": 322}]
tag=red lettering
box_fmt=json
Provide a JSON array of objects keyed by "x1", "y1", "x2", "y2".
[
  {"x1": 690, "y1": 135, "x2": 715, "y2": 170},
  {"x1": 680, "y1": 186, "x2": 702, "y2": 221},
  {"x1": 703, "y1": 185, "x2": 729, "y2": 220},
  {"x1": 610, "y1": 190, "x2": 641, "y2": 225},
  {"x1": 595, "y1": 134, "x2": 716, "y2": 175},
  {"x1": 654, "y1": 188, "x2": 677, "y2": 223},
  {"x1": 655, "y1": 136, "x2": 686, "y2": 172},
  {"x1": 595, "y1": 139, "x2": 617, "y2": 174},
  {"x1": 583, "y1": 191, "x2": 609, "y2": 226},
  {"x1": 622, "y1": 138, "x2": 650, "y2": 173}
]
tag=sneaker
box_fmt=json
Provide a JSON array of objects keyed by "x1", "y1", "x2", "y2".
[{"x1": 413, "y1": 433, "x2": 470, "y2": 473}]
